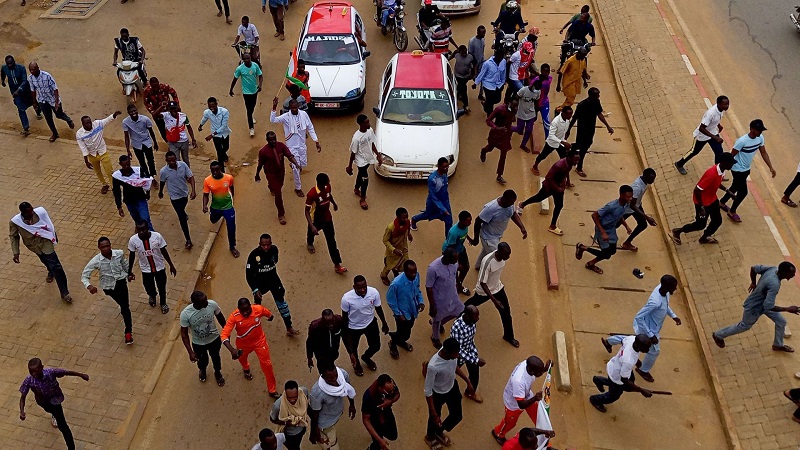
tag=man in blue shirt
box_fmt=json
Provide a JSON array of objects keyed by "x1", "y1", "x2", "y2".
[
  {"x1": 199, "y1": 97, "x2": 232, "y2": 171},
  {"x1": 575, "y1": 185, "x2": 633, "y2": 274},
  {"x1": 1, "y1": 55, "x2": 40, "y2": 135},
  {"x1": 411, "y1": 157, "x2": 452, "y2": 237},
  {"x1": 713, "y1": 262, "x2": 799, "y2": 352},
  {"x1": 473, "y1": 50, "x2": 507, "y2": 116},
  {"x1": 565, "y1": 13, "x2": 595, "y2": 45},
  {"x1": 603, "y1": 275, "x2": 681, "y2": 382},
  {"x1": 719, "y1": 119, "x2": 774, "y2": 223},
  {"x1": 386, "y1": 260, "x2": 425, "y2": 359}
]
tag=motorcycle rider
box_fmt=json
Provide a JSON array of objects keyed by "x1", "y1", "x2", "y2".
[
  {"x1": 377, "y1": 0, "x2": 398, "y2": 34},
  {"x1": 492, "y1": 0, "x2": 526, "y2": 49},
  {"x1": 418, "y1": 0, "x2": 444, "y2": 45},
  {"x1": 233, "y1": 16, "x2": 261, "y2": 65},
  {"x1": 564, "y1": 12, "x2": 595, "y2": 45},
  {"x1": 112, "y1": 28, "x2": 146, "y2": 81},
  {"x1": 559, "y1": 4, "x2": 592, "y2": 34}
]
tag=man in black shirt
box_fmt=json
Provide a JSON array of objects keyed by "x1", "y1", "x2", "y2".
[
  {"x1": 362, "y1": 374, "x2": 400, "y2": 450},
  {"x1": 306, "y1": 309, "x2": 345, "y2": 373},
  {"x1": 246, "y1": 233, "x2": 299, "y2": 336},
  {"x1": 567, "y1": 87, "x2": 613, "y2": 178}
]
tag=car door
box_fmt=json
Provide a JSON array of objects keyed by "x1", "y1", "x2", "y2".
[{"x1": 379, "y1": 60, "x2": 394, "y2": 111}]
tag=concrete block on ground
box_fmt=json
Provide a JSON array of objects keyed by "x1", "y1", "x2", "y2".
[
  {"x1": 539, "y1": 176, "x2": 550, "y2": 215},
  {"x1": 553, "y1": 331, "x2": 572, "y2": 393},
  {"x1": 544, "y1": 244, "x2": 559, "y2": 290}
]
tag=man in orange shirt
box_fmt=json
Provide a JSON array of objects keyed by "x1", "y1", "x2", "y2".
[{"x1": 222, "y1": 297, "x2": 280, "y2": 397}]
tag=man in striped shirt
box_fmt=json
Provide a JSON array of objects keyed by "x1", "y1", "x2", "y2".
[
  {"x1": 127, "y1": 221, "x2": 177, "y2": 314},
  {"x1": 27, "y1": 62, "x2": 74, "y2": 142},
  {"x1": 450, "y1": 305, "x2": 484, "y2": 404},
  {"x1": 82, "y1": 236, "x2": 134, "y2": 344}
]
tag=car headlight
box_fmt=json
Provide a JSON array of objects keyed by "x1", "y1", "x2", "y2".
[
  {"x1": 379, "y1": 153, "x2": 396, "y2": 166},
  {"x1": 345, "y1": 88, "x2": 361, "y2": 99}
]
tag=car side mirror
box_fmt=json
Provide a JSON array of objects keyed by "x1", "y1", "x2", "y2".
[
  {"x1": 363, "y1": 51, "x2": 371, "y2": 58},
  {"x1": 373, "y1": 107, "x2": 381, "y2": 116},
  {"x1": 456, "y1": 109, "x2": 466, "y2": 119}
]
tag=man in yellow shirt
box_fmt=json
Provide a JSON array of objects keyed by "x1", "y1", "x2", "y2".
[{"x1": 556, "y1": 48, "x2": 589, "y2": 112}]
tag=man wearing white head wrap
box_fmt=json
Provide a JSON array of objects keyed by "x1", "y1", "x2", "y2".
[{"x1": 309, "y1": 365, "x2": 356, "y2": 450}]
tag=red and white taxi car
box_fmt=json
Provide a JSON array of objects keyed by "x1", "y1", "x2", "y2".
[
  {"x1": 289, "y1": 1, "x2": 370, "y2": 111},
  {"x1": 373, "y1": 50, "x2": 464, "y2": 179}
]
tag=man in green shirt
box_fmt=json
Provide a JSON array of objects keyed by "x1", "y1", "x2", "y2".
[{"x1": 229, "y1": 52, "x2": 263, "y2": 137}]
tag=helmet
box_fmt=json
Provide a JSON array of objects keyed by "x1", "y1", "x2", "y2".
[{"x1": 505, "y1": 1, "x2": 518, "y2": 10}]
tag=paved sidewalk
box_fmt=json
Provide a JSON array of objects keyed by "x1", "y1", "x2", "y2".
[
  {"x1": 595, "y1": 0, "x2": 800, "y2": 447},
  {"x1": 0, "y1": 131, "x2": 209, "y2": 449}
]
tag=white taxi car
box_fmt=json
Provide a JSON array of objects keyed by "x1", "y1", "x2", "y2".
[
  {"x1": 373, "y1": 50, "x2": 464, "y2": 179},
  {"x1": 290, "y1": 1, "x2": 370, "y2": 111},
  {"x1": 423, "y1": 0, "x2": 480, "y2": 16}
]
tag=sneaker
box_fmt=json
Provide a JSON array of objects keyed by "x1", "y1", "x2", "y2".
[
  {"x1": 161, "y1": 304, "x2": 170, "y2": 314},
  {"x1": 51, "y1": 415, "x2": 58, "y2": 428},
  {"x1": 124, "y1": 333, "x2": 134, "y2": 345},
  {"x1": 61, "y1": 294, "x2": 72, "y2": 303},
  {"x1": 674, "y1": 162, "x2": 687, "y2": 175},
  {"x1": 334, "y1": 265, "x2": 348, "y2": 275},
  {"x1": 249, "y1": 128, "x2": 255, "y2": 137},
  {"x1": 252, "y1": 118, "x2": 257, "y2": 124}
]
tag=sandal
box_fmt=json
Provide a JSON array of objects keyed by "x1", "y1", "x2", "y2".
[
  {"x1": 307, "y1": 244, "x2": 316, "y2": 254},
  {"x1": 360, "y1": 199, "x2": 369, "y2": 210},
  {"x1": 772, "y1": 345, "x2": 795, "y2": 353},
  {"x1": 361, "y1": 356, "x2": 378, "y2": 371},
  {"x1": 621, "y1": 242, "x2": 638, "y2": 252},
  {"x1": 243, "y1": 369, "x2": 253, "y2": 380},
  {"x1": 381, "y1": 276, "x2": 391, "y2": 286},
  {"x1": 389, "y1": 342, "x2": 400, "y2": 359},
  {"x1": 782, "y1": 197, "x2": 798, "y2": 208},
  {"x1": 458, "y1": 285, "x2": 471, "y2": 295},
  {"x1": 424, "y1": 436, "x2": 444, "y2": 449},
  {"x1": 100, "y1": 185, "x2": 110, "y2": 194},
  {"x1": 785, "y1": 390, "x2": 800, "y2": 406},
  {"x1": 353, "y1": 363, "x2": 364, "y2": 377},
  {"x1": 531, "y1": 167, "x2": 540, "y2": 175},
  {"x1": 294, "y1": 189, "x2": 305, "y2": 197},
  {"x1": 185, "y1": 240, "x2": 193, "y2": 249},
  {"x1": 278, "y1": 216, "x2": 287, "y2": 225},
  {"x1": 148, "y1": 296, "x2": 156, "y2": 307},
  {"x1": 435, "y1": 433, "x2": 453, "y2": 447},
  {"x1": 547, "y1": 227, "x2": 564, "y2": 236},
  {"x1": 575, "y1": 243, "x2": 585, "y2": 260},
  {"x1": 699, "y1": 237, "x2": 719, "y2": 244},
  {"x1": 727, "y1": 212, "x2": 742, "y2": 223},
  {"x1": 215, "y1": 372, "x2": 226, "y2": 387},
  {"x1": 669, "y1": 229, "x2": 682, "y2": 245},
  {"x1": 161, "y1": 304, "x2": 170, "y2": 314},
  {"x1": 397, "y1": 342, "x2": 414, "y2": 352},
  {"x1": 199, "y1": 369, "x2": 207, "y2": 382},
  {"x1": 585, "y1": 263, "x2": 603, "y2": 274}
]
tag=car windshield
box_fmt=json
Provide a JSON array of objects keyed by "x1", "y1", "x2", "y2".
[
  {"x1": 381, "y1": 88, "x2": 454, "y2": 125},
  {"x1": 299, "y1": 34, "x2": 361, "y2": 65}
]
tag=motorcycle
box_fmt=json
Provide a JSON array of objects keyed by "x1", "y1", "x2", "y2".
[
  {"x1": 115, "y1": 60, "x2": 144, "y2": 105},
  {"x1": 415, "y1": 17, "x2": 452, "y2": 55},
  {"x1": 559, "y1": 38, "x2": 592, "y2": 66},
  {"x1": 375, "y1": 0, "x2": 408, "y2": 52},
  {"x1": 791, "y1": 6, "x2": 800, "y2": 32},
  {"x1": 494, "y1": 29, "x2": 525, "y2": 59},
  {"x1": 232, "y1": 41, "x2": 260, "y2": 66}
]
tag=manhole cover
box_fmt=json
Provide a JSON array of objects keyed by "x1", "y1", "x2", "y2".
[{"x1": 47, "y1": 0, "x2": 106, "y2": 17}]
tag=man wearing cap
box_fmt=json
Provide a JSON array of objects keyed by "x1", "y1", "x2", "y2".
[
  {"x1": 719, "y1": 119, "x2": 774, "y2": 223},
  {"x1": 162, "y1": 101, "x2": 197, "y2": 167}
]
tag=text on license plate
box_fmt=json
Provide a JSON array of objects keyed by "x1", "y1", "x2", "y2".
[
  {"x1": 406, "y1": 171, "x2": 424, "y2": 179},
  {"x1": 316, "y1": 102, "x2": 340, "y2": 108},
  {"x1": 440, "y1": 4, "x2": 463, "y2": 9}
]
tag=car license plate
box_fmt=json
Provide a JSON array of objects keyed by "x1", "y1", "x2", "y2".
[
  {"x1": 406, "y1": 171, "x2": 423, "y2": 179},
  {"x1": 315, "y1": 102, "x2": 340, "y2": 108},
  {"x1": 440, "y1": 4, "x2": 461, "y2": 9}
]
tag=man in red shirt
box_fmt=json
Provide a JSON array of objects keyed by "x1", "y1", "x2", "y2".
[
  {"x1": 305, "y1": 172, "x2": 347, "y2": 274},
  {"x1": 221, "y1": 297, "x2": 280, "y2": 397},
  {"x1": 502, "y1": 427, "x2": 554, "y2": 450},
  {"x1": 255, "y1": 131, "x2": 300, "y2": 225},
  {"x1": 671, "y1": 152, "x2": 735, "y2": 245},
  {"x1": 517, "y1": 151, "x2": 580, "y2": 236},
  {"x1": 481, "y1": 98, "x2": 520, "y2": 185}
]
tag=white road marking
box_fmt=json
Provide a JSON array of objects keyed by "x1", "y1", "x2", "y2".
[{"x1": 765, "y1": 216, "x2": 791, "y2": 257}]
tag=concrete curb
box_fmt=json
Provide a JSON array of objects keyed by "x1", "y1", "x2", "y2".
[
  {"x1": 553, "y1": 331, "x2": 572, "y2": 393},
  {"x1": 593, "y1": 5, "x2": 741, "y2": 449},
  {"x1": 544, "y1": 244, "x2": 559, "y2": 290}
]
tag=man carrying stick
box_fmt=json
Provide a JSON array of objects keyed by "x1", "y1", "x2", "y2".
[{"x1": 589, "y1": 334, "x2": 654, "y2": 413}]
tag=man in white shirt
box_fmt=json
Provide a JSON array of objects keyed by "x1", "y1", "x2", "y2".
[
  {"x1": 252, "y1": 427, "x2": 286, "y2": 450},
  {"x1": 491, "y1": 356, "x2": 552, "y2": 445},
  {"x1": 127, "y1": 221, "x2": 177, "y2": 315},
  {"x1": 532, "y1": 105, "x2": 573, "y2": 175},
  {"x1": 122, "y1": 105, "x2": 159, "y2": 183},
  {"x1": 233, "y1": 16, "x2": 261, "y2": 64},
  {"x1": 674, "y1": 95, "x2": 729, "y2": 175},
  {"x1": 76, "y1": 111, "x2": 122, "y2": 194},
  {"x1": 341, "y1": 275, "x2": 390, "y2": 377},
  {"x1": 271, "y1": 96, "x2": 322, "y2": 196},
  {"x1": 346, "y1": 114, "x2": 383, "y2": 210},
  {"x1": 162, "y1": 101, "x2": 197, "y2": 166},
  {"x1": 589, "y1": 334, "x2": 653, "y2": 413},
  {"x1": 82, "y1": 236, "x2": 133, "y2": 345},
  {"x1": 465, "y1": 243, "x2": 518, "y2": 347}
]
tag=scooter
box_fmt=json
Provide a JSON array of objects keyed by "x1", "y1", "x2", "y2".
[
  {"x1": 115, "y1": 60, "x2": 144, "y2": 105},
  {"x1": 791, "y1": 6, "x2": 800, "y2": 32},
  {"x1": 375, "y1": 1, "x2": 408, "y2": 52},
  {"x1": 415, "y1": 17, "x2": 451, "y2": 55}
]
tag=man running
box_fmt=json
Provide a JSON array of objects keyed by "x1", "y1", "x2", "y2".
[
  {"x1": 203, "y1": 161, "x2": 240, "y2": 257},
  {"x1": 466, "y1": 242, "x2": 517, "y2": 347},
  {"x1": 568, "y1": 87, "x2": 613, "y2": 177},
  {"x1": 246, "y1": 233, "x2": 300, "y2": 337},
  {"x1": 77, "y1": 111, "x2": 122, "y2": 194},
  {"x1": 515, "y1": 78, "x2": 541, "y2": 153},
  {"x1": 555, "y1": 49, "x2": 589, "y2": 112},
  {"x1": 575, "y1": 185, "x2": 634, "y2": 274},
  {"x1": 158, "y1": 151, "x2": 196, "y2": 249},
  {"x1": 28, "y1": 62, "x2": 74, "y2": 142},
  {"x1": 271, "y1": 96, "x2": 322, "y2": 196},
  {"x1": 618, "y1": 168, "x2": 657, "y2": 251},
  {"x1": 381, "y1": 207, "x2": 412, "y2": 286},
  {"x1": 10, "y1": 203, "x2": 71, "y2": 303},
  {"x1": 532, "y1": 106, "x2": 572, "y2": 175},
  {"x1": 481, "y1": 98, "x2": 520, "y2": 184},
  {"x1": 518, "y1": 151, "x2": 580, "y2": 236},
  {"x1": 473, "y1": 50, "x2": 507, "y2": 116},
  {"x1": 256, "y1": 131, "x2": 300, "y2": 225},
  {"x1": 123, "y1": 105, "x2": 159, "y2": 181},
  {"x1": 531, "y1": 64, "x2": 553, "y2": 140},
  {"x1": 82, "y1": 237, "x2": 134, "y2": 344},
  {"x1": 180, "y1": 291, "x2": 227, "y2": 386},
  {"x1": 221, "y1": 297, "x2": 280, "y2": 397},
  {"x1": 712, "y1": 262, "x2": 799, "y2": 353},
  {"x1": 670, "y1": 152, "x2": 736, "y2": 245},
  {"x1": 386, "y1": 260, "x2": 425, "y2": 359},
  {"x1": 199, "y1": 97, "x2": 232, "y2": 171},
  {"x1": 492, "y1": 356, "x2": 551, "y2": 444},
  {"x1": 473, "y1": 190, "x2": 527, "y2": 268},
  {"x1": 719, "y1": 119, "x2": 775, "y2": 223},
  {"x1": 427, "y1": 248, "x2": 464, "y2": 349},
  {"x1": 674, "y1": 95, "x2": 729, "y2": 175},
  {"x1": 443, "y1": 211, "x2": 476, "y2": 296},
  {"x1": 113, "y1": 155, "x2": 155, "y2": 230},
  {"x1": 603, "y1": 275, "x2": 681, "y2": 382},
  {"x1": 127, "y1": 220, "x2": 177, "y2": 314},
  {"x1": 411, "y1": 157, "x2": 452, "y2": 237},
  {"x1": 589, "y1": 334, "x2": 653, "y2": 413},
  {"x1": 305, "y1": 173, "x2": 347, "y2": 274},
  {"x1": 347, "y1": 114, "x2": 382, "y2": 210}
]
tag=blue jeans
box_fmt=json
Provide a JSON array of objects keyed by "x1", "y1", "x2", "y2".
[
  {"x1": 14, "y1": 96, "x2": 31, "y2": 130},
  {"x1": 412, "y1": 206, "x2": 452, "y2": 238},
  {"x1": 508, "y1": 79, "x2": 524, "y2": 92},
  {"x1": 125, "y1": 199, "x2": 153, "y2": 231},
  {"x1": 37, "y1": 251, "x2": 69, "y2": 297},
  {"x1": 607, "y1": 335, "x2": 660, "y2": 373},
  {"x1": 715, "y1": 309, "x2": 786, "y2": 347},
  {"x1": 210, "y1": 207, "x2": 236, "y2": 249},
  {"x1": 538, "y1": 104, "x2": 551, "y2": 138},
  {"x1": 381, "y1": 7, "x2": 392, "y2": 26}
]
